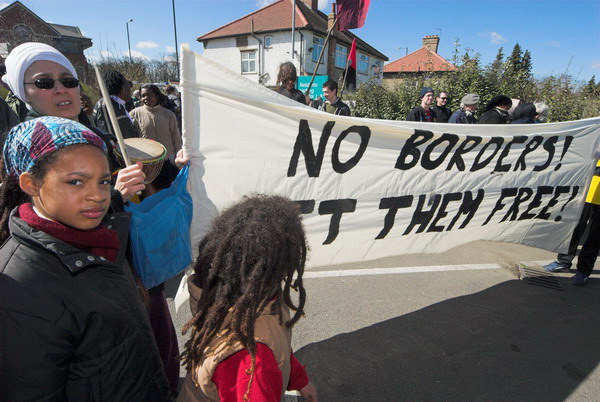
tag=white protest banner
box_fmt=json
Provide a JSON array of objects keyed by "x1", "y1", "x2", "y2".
[{"x1": 180, "y1": 46, "x2": 600, "y2": 267}]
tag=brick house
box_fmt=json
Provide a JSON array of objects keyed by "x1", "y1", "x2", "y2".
[
  {"x1": 383, "y1": 35, "x2": 456, "y2": 85},
  {"x1": 0, "y1": 1, "x2": 92, "y2": 77},
  {"x1": 197, "y1": 0, "x2": 387, "y2": 88}
]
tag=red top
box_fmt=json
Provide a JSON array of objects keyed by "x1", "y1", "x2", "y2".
[
  {"x1": 425, "y1": 109, "x2": 432, "y2": 122},
  {"x1": 211, "y1": 343, "x2": 309, "y2": 401}
]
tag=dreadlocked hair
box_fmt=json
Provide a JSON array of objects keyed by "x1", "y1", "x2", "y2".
[
  {"x1": 276, "y1": 61, "x2": 298, "y2": 90},
  {"x1": 0, "y1": 145, "x2": 85, "y2": 244},
  {"x1": 180, "y1": 194, "x2": 308, "y2": 398}
]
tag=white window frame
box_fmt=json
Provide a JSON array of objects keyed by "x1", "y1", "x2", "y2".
[
  {"x1": 312, "y1": 35, "x2": 324, "y2": 63},
  {"x1": 264, "y1": 35, "x2": 272, "y2": 48},
  {"x1": 241, "y1": 51, "x2": 257, "y2": 74},
  {"x1": 358, "y1": 53, "x2": 369, "y2": 75},
  {"x1": 335, "y1": 44, "x2": 348, "y2": 69}
]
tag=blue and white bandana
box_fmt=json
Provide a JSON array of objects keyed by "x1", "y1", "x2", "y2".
[{"x1": 3, "y1": 116, "x2": 106, "y2": 178}]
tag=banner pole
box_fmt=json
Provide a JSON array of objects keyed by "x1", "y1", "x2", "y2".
[
  {"x1": 94, "y1": 66, "x2": 132, "y2": 166},
  {"x1": 339, "y1": 55, "x2": 351, "y2": 99}
]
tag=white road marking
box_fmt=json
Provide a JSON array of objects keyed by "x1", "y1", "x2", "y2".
[{"x1": 304, "y1": 260, "x2": 550, "y2": 279}]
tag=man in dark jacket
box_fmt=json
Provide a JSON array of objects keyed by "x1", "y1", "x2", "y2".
[
  {"x1": 432, "y1": 91, "x2": 452, "y2": 123},
  {"x1": 477, "y1": 95, "x2": 512, "y2": 124},
  {"x1": 448, "y1": 93, "x2": 480, "y2": 124},
  {"x1": 406, "y1": 87, "x2": 436, "y2": 122},
  {"x1": 93, "y1": 70, "x2": 139, "y2": 139},
  {"x1": 319, "y1": 79, "x2": 350, "y2": 116},
  {"x1": 510, "y1": 102, "x2": 537, "y2": 124}
]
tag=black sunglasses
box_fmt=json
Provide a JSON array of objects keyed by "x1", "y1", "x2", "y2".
[
  {"x1": 24, "y1": 77, "x2": 79, "y2": 89},
  {"x1": 440, "y1": 97, "x2": 448, "y2": 100}
]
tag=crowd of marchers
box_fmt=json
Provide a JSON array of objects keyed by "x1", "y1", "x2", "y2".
[{"x1": 405, "y1": 86, "x2": 548, "y2": 125}]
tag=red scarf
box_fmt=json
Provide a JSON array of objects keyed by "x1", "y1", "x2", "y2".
[{"x1": 18, "y1": 203, "x2": 121, "y2": 262}]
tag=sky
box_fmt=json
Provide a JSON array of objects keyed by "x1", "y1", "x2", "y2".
[{"x1": 4, "y1": 0, "x2": 600, "y2": 81}]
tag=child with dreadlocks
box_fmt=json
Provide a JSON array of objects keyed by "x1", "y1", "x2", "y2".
[{"x1": 178, "y1": 194, "x2": 318, "y2": 401}]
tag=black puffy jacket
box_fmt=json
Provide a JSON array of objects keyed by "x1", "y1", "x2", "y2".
[
  {"x1": 0, "y1": 209, "x2": 170, "y2": 401},
  {"x1": 93, "y1": 97, "x2": 140, "y2": 140},
  {"x1": 477, "y1": 108, "x2": 510, "y2": 124}
]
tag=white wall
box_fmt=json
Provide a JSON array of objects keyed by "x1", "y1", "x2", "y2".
[
  {"x1": 203, "y1": 32, "x2": 300, "y2": 86},
  {"x1": 202, "y1": 30, "x2": 383, "y2": 87},
  {"x1": 261, "y1": 31, "x2": 302, "y2": 86}
]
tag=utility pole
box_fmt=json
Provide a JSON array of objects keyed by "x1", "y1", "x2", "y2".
[
  {"x1": 291, "y1": 0, "x2": 295, "y2": 59},
  {"x1": 126, "y1": 19, "x2": 133, "y2": 63},
  {"x1": 172, "y1": 0, "x2": 180, "y2": 81}
]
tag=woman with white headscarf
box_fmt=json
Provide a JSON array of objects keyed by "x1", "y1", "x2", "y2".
[
  {"x1": 3, "y1": 42, "x2": 146, "y2": 201},
  {"x1": 4, "y1": 42, "x2": 81, "y2": 119}
]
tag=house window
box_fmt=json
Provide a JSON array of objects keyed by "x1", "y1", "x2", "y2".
[
  {"x1": 241, "y1": 51, "x2": 256, "y2": 73},
  {"x1": 335, "y1": 44, "x2": 347, "y2": 68},
  {"x1": 13, "y1": 24, "x2": 33, "y2": 40},
  {"x1": 264, "y1": 35, "x2": 272, "y2": 48},
  {"x1": 311, "y1": 36, "x2": 324, "y2": 63},
  {"x1": 358, "y1": 53, "x2": 369, "y2": 74}
]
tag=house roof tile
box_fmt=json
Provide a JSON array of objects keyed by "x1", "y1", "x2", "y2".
[
  {"x1": 198, "y1": 0, "x2": 387, "y2": 61},
  {"x1": 384, "y1": 47, "x2": 456, "y2": 73},
  {"x1": 48, "y1": 23, "x2": 91, "y2": 41}
]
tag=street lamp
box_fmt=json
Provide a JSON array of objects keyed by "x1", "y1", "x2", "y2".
[{"x1": 126, "y1": 19, "x2": 133, "y2": 63}]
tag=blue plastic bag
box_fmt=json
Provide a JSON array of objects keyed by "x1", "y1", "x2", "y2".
[{"x1": 125, "y1": 165, "x2": 193, "y2": 289}]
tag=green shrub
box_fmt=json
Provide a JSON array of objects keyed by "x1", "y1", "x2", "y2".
[{"x1": 354, "y1": 44, "x2": 600, "y2": 122}]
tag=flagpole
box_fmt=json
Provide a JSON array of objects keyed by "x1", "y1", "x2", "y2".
[
  {"x1": 304, "y1": 15, "x2": 337, "y2": 97},
  {"x1": 291, "y1": 0, "x2": 295, "y2": 59},
  {"x1": 339, "y1": 54, "x2": 351, "y2": 99}
]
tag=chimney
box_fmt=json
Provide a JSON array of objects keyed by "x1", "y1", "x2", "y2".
[
  {"x1": 422, "y1": 35, "x2": 440, "y2": 53},
  {"x1": 300, "y1": 0, "x2": 319, "y2": 11},
  {"x1": 328, "y1": 2, "x2": 336, "y2": 32}
]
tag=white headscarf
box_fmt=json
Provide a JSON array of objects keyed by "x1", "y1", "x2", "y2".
[{"x1": 2, "y1": 42, "x2": 78, "y2": 109}]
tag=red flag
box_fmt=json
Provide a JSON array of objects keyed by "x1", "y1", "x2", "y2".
[
  {"x1": 347, "y1": 38, "x2": 357, "y2": 69},
  {"x1": 336, "y1": 0, "x2": 370, "y2": 31}
]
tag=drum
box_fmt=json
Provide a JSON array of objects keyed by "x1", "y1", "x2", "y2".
[{"x1": 113, "y1": 138, "x2": 166, "y2": 184}]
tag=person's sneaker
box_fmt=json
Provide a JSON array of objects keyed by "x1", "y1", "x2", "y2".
[
  {"x1": 572, "y1": 271, "x2": 589, "y2": 286},
  {"x1": 543, "y1": 261, "x2": 570, "y2": 272}
]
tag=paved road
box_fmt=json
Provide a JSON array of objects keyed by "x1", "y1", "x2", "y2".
[{"x1": 166, "y1": 240, "x2": 600, "y2": 401}]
